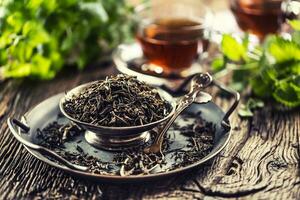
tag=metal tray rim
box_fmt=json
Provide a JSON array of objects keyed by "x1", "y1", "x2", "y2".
[{"x1": 16, "y1": 93, "x2": 232, "y2": 182}]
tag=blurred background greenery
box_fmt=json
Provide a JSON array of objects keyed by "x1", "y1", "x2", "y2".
[
  {"x1": 0, "y1": 0, "x2": 134, "y2": 80},
  {"x1": 0, "y1": 0, "x2": 299, "y2": 109}
]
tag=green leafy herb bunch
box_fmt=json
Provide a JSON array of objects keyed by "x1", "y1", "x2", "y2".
[
  {"x1": 0, "y1": 0, "x2": 133, "y2": 79},
  {"x1": 212, "y1": 20, "x2": 300, "y2": 110}
]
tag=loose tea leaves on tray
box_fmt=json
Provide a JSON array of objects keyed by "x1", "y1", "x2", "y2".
[
  {"x1": 63, "y1": 74, "x2": 172, "y2": 127},
  {"x1": 114, "y1": 143, "x2": 167, "y2": 176},
  {"x1": 35, "y1": 111, "x2": 215, "y2": 176},
  {"x1": 37, "y1": 122, "x2": 84, "y2": 149},
  {"x1": 170, "y1": 113, "x2": 215, "y2": 170}
]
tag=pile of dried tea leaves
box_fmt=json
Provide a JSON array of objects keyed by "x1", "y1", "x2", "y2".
[{"x1": 63, "y1": 74, "x2": 172, "y2": 127}]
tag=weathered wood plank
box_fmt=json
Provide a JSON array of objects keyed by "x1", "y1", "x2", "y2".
[
  {"x1": 178, "y1": 107, "x2": 300, "y2": 200},
  {"x1": 0, "y1": 65, "x2": 299, "y2": 199}
]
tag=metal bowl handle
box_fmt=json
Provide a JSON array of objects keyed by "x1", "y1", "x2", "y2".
[
  {"x1": 211, "y1": 80, "x2": 240, "y2": 131},
  {"x1": 7, "y1": 118, "x2": 88, "y2": 172},
  {"x1": 161, "y1": 74, "x2": 240, "y2": 131}
]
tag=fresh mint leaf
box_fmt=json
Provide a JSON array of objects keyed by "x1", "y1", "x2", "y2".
[
  {"x1": 238, "y1": 104, "x2": 253, "y2": 118},
  {"x1": 27, "y1": 0, "x2": 43, "y2": 10},
  {"x1": 242, "y1": 33, "x2": 250, "y2": 49},
  {"x1": 3, "y1": 63, "x2": 32, "y2": 78},
  {"x1": 250, "y1": 76, "x2": 272, "y2": 98},
  {"x1": 273, "y1": 79, "x2": 300, "y2": 107},
  {"x1": 213, "y1": 20, "x2": 300, "y2": 108},
  {"x1": 260, "y1": 66, "x2": 277, "y2": 83},
  {"x1": 6, "y1": 12, "x2": 23, "y2": 32},
  {"x1": 0, "y1": 0, "x2": 133, "y2": 79},
  {"x1": 221, "y1": 34, "x2": 247, "y2": 62},
  {"x1": 79, "y1": 2, "x2": 108, "y2": 22},
  {"x1": 267, "y1": 37, "x2": 300, "y2": 62},
  {"x1": 289, "y1": 20, "x2": 300, "y2": 31},
  {"x1": 229, "y1": 82, "x2": 246, "y2": 92},
  {"x1": 31, "y1": 54, "x2": 53, "y2": 79},
  {"x1": 291, "y1": 31, "x2": 300, "y2": 46},
  {"x1": 247, "y1": 98, "x2": 264, "y2": 109},
  {"x1": 211, "y1": 57, "x2": 225, "y2": 72},
  {"x1": 238, "y1": 98, "x2": 264, "y2": 118}
]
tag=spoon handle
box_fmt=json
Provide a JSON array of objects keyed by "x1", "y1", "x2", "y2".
[
  {"x1": 153, "y1": 95, "x2": 194, "y2": 149},
  {"x1": 154, "y1": 73, "x2": 213, "y2": 148}
]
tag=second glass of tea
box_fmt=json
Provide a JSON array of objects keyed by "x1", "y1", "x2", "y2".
[
  {"x1": 135, "y1": 0, "x2": 213, "y2": 75},
  {"x1": 230, "y1": 0, "x2": 284, "y2": 40}
]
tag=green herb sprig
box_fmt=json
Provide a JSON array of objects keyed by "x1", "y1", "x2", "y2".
[
  {"x1": 212, "y1": 20, "x2": 300, "y2": 111},
  {"x1": 0, "y1": 0, "x2": 133, "y2": 80}
]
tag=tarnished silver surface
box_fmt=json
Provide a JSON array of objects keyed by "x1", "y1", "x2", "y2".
[
  {"x1": 59, "y1": 82, "x2": 176, "y2": 150},
  {"x1": 85, "y1": 131, "x2": 151, "y2": 151}
]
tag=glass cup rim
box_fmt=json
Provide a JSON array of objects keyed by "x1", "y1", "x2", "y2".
[
  {"x1": 134, "y1": 1, "x2": 212, "y2": 32},
  {"x1": 230, "y1": 0, "x2": 284, "y2": 14}
]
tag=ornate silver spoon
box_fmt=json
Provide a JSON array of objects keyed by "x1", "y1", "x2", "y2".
[{"x1": 144, "y1": 73, "x2": 213, "y2": 157}]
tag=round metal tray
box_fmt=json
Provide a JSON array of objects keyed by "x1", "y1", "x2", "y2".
[{"x1": 8, "y1": 82, "x2": 239, "y2": 183}]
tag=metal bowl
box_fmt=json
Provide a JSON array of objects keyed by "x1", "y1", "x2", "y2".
[{"x1": 59, "y1": 82, "x2": 176, "y2": 150}]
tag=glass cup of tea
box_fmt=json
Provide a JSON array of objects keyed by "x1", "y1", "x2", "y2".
[
  {"x1": 134, "y1": 0, "x2": 213, "y2": 75},
  {"x1": 230, "y1": 0, "x2": 284, "y2": 40}
]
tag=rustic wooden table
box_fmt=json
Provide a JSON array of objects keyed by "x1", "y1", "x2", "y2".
[
  {"x1": 1, "y1": 2, "x2": 300, "y2": 199},
  {"x1": 0, "y1": 63, "x2": 299, "y2": 199}
]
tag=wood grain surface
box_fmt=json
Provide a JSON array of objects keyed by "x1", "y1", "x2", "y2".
[
  {"x1": 0, "y1": 63, "x2": 299, "y2": 200},
  {"x1": 0, "y1": 1, "x2": 300, "y2": 198}
]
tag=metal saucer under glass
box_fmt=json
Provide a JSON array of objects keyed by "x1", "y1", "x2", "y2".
[{"x1": 113, "y1": 42, "x2": 204, "y2": 92}]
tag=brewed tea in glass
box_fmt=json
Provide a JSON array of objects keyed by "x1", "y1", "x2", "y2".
[
  {"x1": 134, "y1": 0, "x2": 213, "y2": 74},
  {"x1": 230, "y1": 0, "x2": 283, "y2": 40}
]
